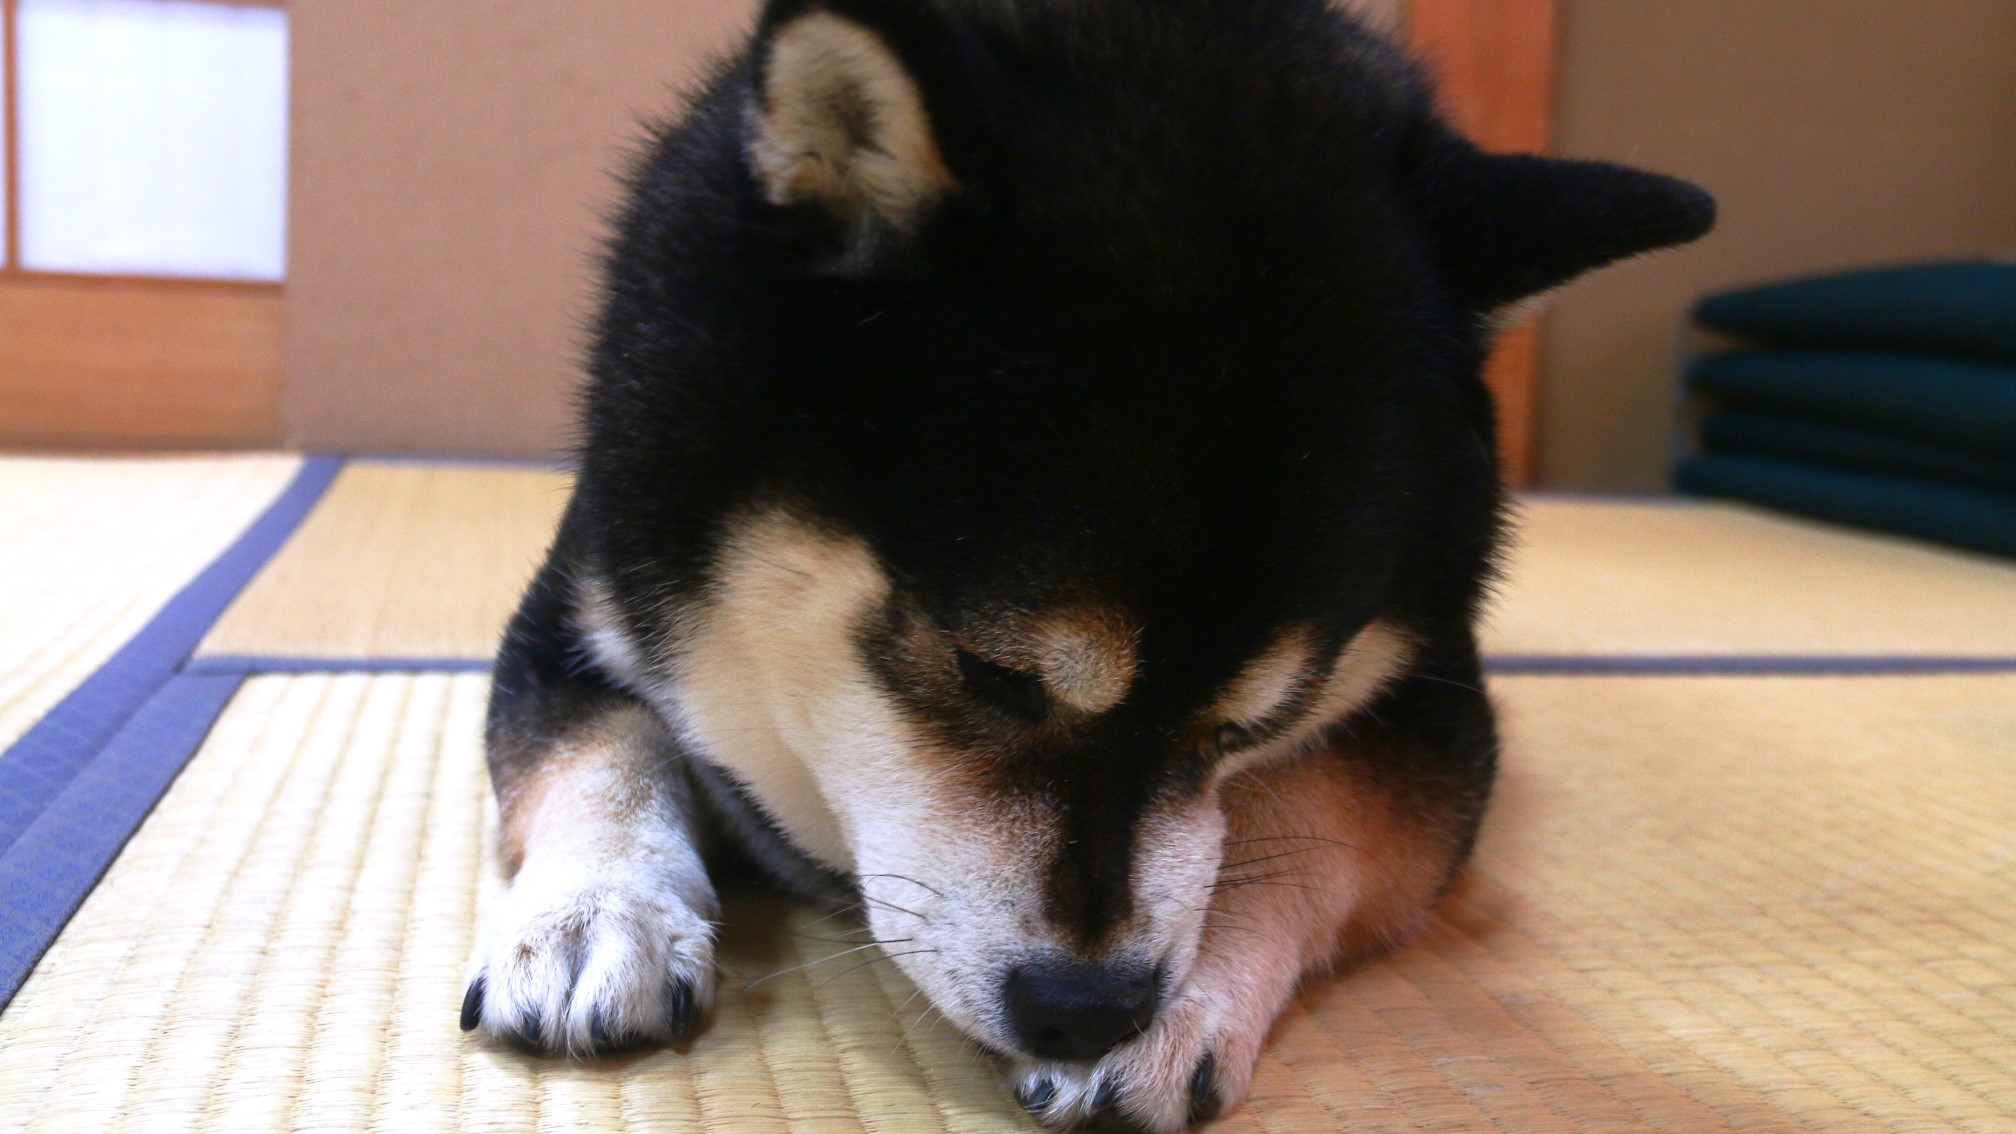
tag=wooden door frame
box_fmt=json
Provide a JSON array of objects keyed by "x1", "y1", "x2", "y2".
[{"x1": 1406, "y1": 0, "x2": 1560, "y2": 487}]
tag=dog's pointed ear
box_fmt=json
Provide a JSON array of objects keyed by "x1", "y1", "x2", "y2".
[
  {"x1": 746, "y1": 0, "x2": 958, "y2": 267},
  {"x1": 1410, "y1": 123, "x2": 1716, "y2": 309}
]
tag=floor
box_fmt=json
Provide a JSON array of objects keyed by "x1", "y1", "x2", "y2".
[{"x1": 2, "y1": 454, "x2": 2012, "y2": 1132}]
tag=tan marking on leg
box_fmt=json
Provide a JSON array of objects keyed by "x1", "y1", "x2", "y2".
[
  {"x1": 1018, "y1": 741, "x2": 1469, "y2": 1131},
  {"x1": 496, "y1": 707, "x2": 669, "y2": 874},
  {"x1": 495, "y1": 765, "x2": 551, "y2": 876},
  {"x1": 472, "y1": 702, "x2": 719, "y2": 1055},
  {"x1": 1218, "y1": 752, "x2": 1460, "y2": 964}
]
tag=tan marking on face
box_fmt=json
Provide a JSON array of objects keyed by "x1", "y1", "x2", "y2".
[
  {"x1": 1216, "y1": 618, "x2": 1417, "y2": 780},
  {"x1": 1211, "y1": 625, "x2": 1321, "y2": 726},
  {"x1": 748, "y1": 10, "x2": 955, "y2": 231},
  {"x1": 664, "y1": 508, "x2": 889, "y2": 871},
  {"x1": 973, "y1": 605, "x2": 1140, "y2": 716},
  {"x1": 1300, "y1": 618, "x2": 1416, "y2": 730},
  {"x1": 1103, "y1": 616, "x2": 1423, "y2": 1002},
  {"x1": 666, "y1": 507, "x2": 1049, "y2": 878},
  {"x1": 667, "y1": 507, "x2": 1168, "y2": 1050},
  {"x1": 948, "y1": 603, "x2": 1139, "y2": 719}
]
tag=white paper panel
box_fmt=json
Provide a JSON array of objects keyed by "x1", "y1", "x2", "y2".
[
  {"x1": 2, "y1": 20, "x2": 8, "y2": 262},
  {"x1": 18, "y1": 0, "x2": 287, "y2": 280}
]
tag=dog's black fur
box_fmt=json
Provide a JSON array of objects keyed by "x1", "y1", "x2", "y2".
[{"x1": 478, "y1": 1, "x2": 1711, "y2": 1123}]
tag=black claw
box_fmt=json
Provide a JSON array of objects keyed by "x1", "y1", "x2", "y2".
[
  {"x1": 667, "y1": 980, "x2": 696, "y2": 1039},
  {"x1": 518, "y1": 1009, "x2": 544, "y2": 1048},
  {"x1": 1188, "y1": 1053, "x2": 1221, "y2": 1124},
  {"x1": 1088, "y1": 1084, "x2": 1153, "y2": 1134},
  {"x1": 590, "y1": 1008, "x2": 612, "y2": 1048},
  {"x1": 459, "y1": 976, "x2": 486, "y2": 1032},
  {"x1": 1017, "y1": 1079, "x2": 1057, "y2": 1114}
]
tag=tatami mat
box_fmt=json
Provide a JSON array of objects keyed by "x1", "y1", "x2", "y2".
[
  {"x1": 0, "y1": 454, "x2": 302, "y2": 747},
  {"x1": 1489, "y1": 497, "x2": 2016, "y2": 660},
  {"x1": 4, "y1": 671, "x2": 2010, "y2": 1131},
  {"x1": 191, "y1": 464, "x2": 2016, "y2": 665},
  {"x1": 198, "y1": 461, "x2": 571, "y2": 662}
]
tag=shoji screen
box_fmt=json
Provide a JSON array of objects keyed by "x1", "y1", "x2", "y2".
[
  {"x1": 15, "y1": 0, "x2": 287, "y2": 280},
  {"x1": 1, "y1": 0, "x2": 288, "y2": 448}
]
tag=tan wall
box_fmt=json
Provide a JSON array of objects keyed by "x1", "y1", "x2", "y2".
[
  {"x1": 283, "y1": 0, "x2": 1402, "y2": 458},
  {"x1": 1540, "y1": 0, "x2": 2016, "y2": 490},
  {"x1": 284, "y1": 1, "x2": 758, "y2": 457},
  {"x1": 290, "y1": 0, "x2": 2016, "y2": 480}
]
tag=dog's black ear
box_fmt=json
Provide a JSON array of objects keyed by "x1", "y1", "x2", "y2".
[
  {"x1": 1410, "y1": 122, "x2": 1716, "y2": 310},
  {"x1": 746, "y1": 0, "x2": 959, "y2": 271}
]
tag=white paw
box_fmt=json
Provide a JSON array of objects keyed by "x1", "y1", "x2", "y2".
[
  {"x1": 461, "y1": 863, "x2": 718, "y2": 1056},
  {"x1": 1004, "y1": 990, "x2": 1267, "y2": 1132}
]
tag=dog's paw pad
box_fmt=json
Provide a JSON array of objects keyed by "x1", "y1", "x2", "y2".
[{"x1": 463, "y1": 876, "x2": 717, "y2": 1056}]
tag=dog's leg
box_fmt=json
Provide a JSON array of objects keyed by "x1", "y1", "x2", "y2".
[
  {"x1": 1015, "y1": 667, "x2": 1496, "y2": 1131},
  {"x1": 461, "y1": 561, "x2": 719, "y2": 1055}
]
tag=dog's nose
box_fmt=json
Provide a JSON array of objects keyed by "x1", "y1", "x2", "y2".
[{"x1": 1003, "y1": 957, "x2": 1160, "y2": 1061}]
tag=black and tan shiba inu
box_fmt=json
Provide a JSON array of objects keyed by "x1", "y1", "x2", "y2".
[{"x1": 460, "y1": 1, "x2": 1712, "y2": 1127}]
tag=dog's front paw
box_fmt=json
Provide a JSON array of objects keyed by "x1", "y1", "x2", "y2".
[
  {"x1": 461, "y1": 863, "x2": 718, "y2": 1056},
  {"x1": 1005, "y1": 988, "x2": 1267, "y2": 1131}
]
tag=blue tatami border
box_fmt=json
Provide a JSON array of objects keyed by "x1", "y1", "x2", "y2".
[
  {"x1": 0, "y1": 457, "x2": 342, "y2": 1010},
  {"x1": 0, "y1": 674, "x2": 243, "y2": 1005},
  {"x1": 184, "y1": 654, "x2": 495, "y2": 676},
  {"x1": 0, "y1": 456, "x2": 342, "y2": 858}
]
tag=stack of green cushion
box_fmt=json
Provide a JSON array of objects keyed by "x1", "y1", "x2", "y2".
[{"x1": 1677, "y1": 261, "x2": 2016, "y2": 558}]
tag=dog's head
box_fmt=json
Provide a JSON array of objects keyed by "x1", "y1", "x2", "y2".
[{"x1": 590, "y1": 0, "x2": 1711, "y2": 1062}]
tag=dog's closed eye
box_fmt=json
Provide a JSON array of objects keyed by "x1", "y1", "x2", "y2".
[
  {"x1": 1209, "y1": 718, "x2": 1257, "y2": 754},
  {"x1": 956, "y1": 648, "x2": 1051, "y2": 722},
  {"x1": 1212, "y1": 721, "x2": 1262, "y2": 755}
]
